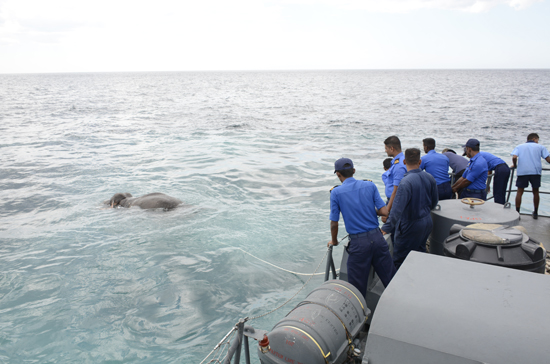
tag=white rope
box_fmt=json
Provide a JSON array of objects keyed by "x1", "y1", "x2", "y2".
[
  {"x1": 200, "y1": 236, "x2": 347, "y2": 363},
  {"x1": 233, "y1": 246, "x2": 339, "y2": 276}
]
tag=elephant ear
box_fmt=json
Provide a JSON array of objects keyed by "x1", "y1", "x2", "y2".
[{"x1": 110, "y1": 192, "x2": 132, "y2": 207}]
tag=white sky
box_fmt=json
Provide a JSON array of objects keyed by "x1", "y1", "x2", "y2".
[{"x1": 0, "y1": 0, "x2": 549, "y2": 73}]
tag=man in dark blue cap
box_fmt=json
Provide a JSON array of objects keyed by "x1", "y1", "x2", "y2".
[
  {"x1": 381, "y1": 148, "x2": 439, "y2": 269},
  {"x1": 452, "y1": 138, "x2": 489, "y2": 200},
  {"x1": 329, "y1": 157, "x2": 395, "y2": 296}
]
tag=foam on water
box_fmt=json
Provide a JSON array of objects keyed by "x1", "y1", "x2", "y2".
[{"x1": 1, "y1": 70, "x2": 549, "y2": 362}]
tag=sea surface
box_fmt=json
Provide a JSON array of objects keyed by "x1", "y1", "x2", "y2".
[{"x1": 1, "y1": 70, "x2": 549, "y2": 363}]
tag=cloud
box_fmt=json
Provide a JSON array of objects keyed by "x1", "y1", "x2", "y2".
[
  {"x1": 0, "y1": 0, "x2": 547, "y2": 72},
  {"x1": 278, "y1": 0, "x2": 543, "y2": 13}
]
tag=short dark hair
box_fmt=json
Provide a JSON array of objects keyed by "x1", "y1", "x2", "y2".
[
  {"x1": 383, "y1": 158, "x2": 392, "y2": 170},
  {"x1": 528, "y1": 133, "x2": 539, "y2": 141},
  {"x1": 405, "y1": 148, "x2": 421, "y2": 165},
  {"x1": 423, "y1": 138, "x2": 436, "y2": 151},
  {"x1": 336, "y1": 164, "x2": 354, "y2": 178},
  {"x1": 384, "y1": 135, "x2": 401, "y2": 150},
  {"x1": 469, "y1": 145, "x2": 480, "y2": 152}
]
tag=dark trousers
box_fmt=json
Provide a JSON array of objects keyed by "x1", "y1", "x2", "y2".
[
  {"x1": 460, "y1": 189, "x2": 487, "y2": 200},
  {"x1": 437, "y1": 182, "x2": 452, "y2": 200},
  {"x1": 347, "y1": 229, "x2": 396, "y2": 297},
  {"x1": 493, "y1": 163, "x2": 510, "y2": 204},
  {"x1": 393, "y1": 215, "x2": 432, "y2": 270}
]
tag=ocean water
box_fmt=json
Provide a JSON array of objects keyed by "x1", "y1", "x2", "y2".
[{"x1": 1, "y1": 70, "x2": 549, "y2": 363}]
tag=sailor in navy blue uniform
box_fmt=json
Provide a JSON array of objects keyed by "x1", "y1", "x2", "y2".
[
  {"x1": 381, "y1": 148, "x2": 439, "y2": 269},
  {"x1": 420, "y1": 138, "x2": 452, "y2": 200},
  {"x1": 452, "y1": 139, "x2": 489, "y2": 200},
  {"x1": 383, "y1": 136, "x2": 407, "y2": 219},
  {"x1": 329, "y1": 158, "x2": 395, "y2": 296},
  {"x1": 477, "y1": 151, "x2": 510, "y2": 204}
]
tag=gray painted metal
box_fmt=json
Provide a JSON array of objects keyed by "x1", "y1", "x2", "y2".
[
  {"x1": 338, "y1": 234, "x2": 393, "y2": 323},
  {"x1": 258, "y1": 280, "x2": 369, "y2": 364},
  {"x1": 363, "y1": 251, "x2": 550, "y2": 364},
  {"x1": 518, "y1": 214, "x2": 550, "y2": 251},
  {"x1": 430, "y1": 200, "x2": 519, "y2": 255},
  {"x1": 443, "y1": 224, "x2": 547, "y2": 273}
]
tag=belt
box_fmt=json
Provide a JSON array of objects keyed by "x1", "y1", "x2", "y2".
[
  {"x1": 465, "y1": 188, "x2": 484, "y2": 193},
  {"x1": 349, "y1": 227, "x2": 379, "y2": 239}
]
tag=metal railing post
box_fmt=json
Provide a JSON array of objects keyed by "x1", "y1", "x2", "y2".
[
  {"x1": 324, "y1": 246, "x2": 337, "y2": 281},
  {"x1": 506, "y1": 167, "x2": 515, "y2": 204},
  {"x1": 244, "y1": 336, "x2": 250, "y2": 364},
  {"x1": 223, "y1": 319, "x2": 246, "y2": 364}
]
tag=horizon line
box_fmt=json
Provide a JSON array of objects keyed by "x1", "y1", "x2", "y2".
[{"x1": 1, "y1": 67, "x2": 550, "y2": 75}]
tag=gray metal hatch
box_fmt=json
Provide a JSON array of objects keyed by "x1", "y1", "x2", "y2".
[
  {"x1": 364, "y1": 251, "x2": 550, "y2": 364},
  {"x1": 430, "y1": 199, "x2": 520, "y2": 255}
]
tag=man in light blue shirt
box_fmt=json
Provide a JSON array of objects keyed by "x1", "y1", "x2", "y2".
[
  {"x1": 477, "y1": 151, "x2": 510, "y2": 205},
  {"x1": 511, "y1": 133, "x2": 550, "y2": 219},
  {"x1": 452, "y1": 139, "x2": 489, "y2": 200},
  {"x1": 420, "y1": 138, "x2": 452, "y2": 200},
  {"x1": 329, "y1": 158, "x2": 395, "y2": 296}
]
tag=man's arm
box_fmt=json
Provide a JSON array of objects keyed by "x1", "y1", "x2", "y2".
[
  {"x1": 377, "y1": 205, "x2": 389, "y2": 218},
  {"x1": 328, "y1": 220, "x2": 339, "y2": 247},
  {"x1": 512, "y1": 155, "x2": 518, "y2": 168},
  {"x1": 452, "y1": 177, "x2": 471, "y2": 193},
  {"x1": 383, "y1": 186, "x2": 398, "y2": 222},
  {"x1": 545, "y1": 156, "x2": 550, "y2": 164},
  {"x1": 381, "y1": 183, "x2": 408, "y2": 235}
]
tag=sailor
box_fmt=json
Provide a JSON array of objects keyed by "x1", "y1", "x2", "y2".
[
  {"x1": 382, "y1": 136, "x2": 407, "y2": 221},
  {"x1": 511, "y1": 133, "x2": 550, "y2": 219},
  {"x1": 382, "y1": 157, "x2": 393, "y2": 202},
  {"x1": 452, "y1": 139, "x2": 488, "y2": 200},
  {"x1": 420, "y1": 138, "x2": 452, "y2": 200},
  {"x1": 328, "y1": 158, "x2": 395, "y2": 296},
  {"x1": 442, "y1": 148, "x2": 469, "y2": 196},
  {"x1": 381, "y1": 148, "x2": 438, "y2": 269},
  {"x1": 476, "y1": 151, "x2": 510, "y2": 205}
]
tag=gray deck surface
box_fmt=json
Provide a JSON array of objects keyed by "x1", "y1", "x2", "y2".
[{"x1": 519, "y1": 213, "x2": 550, "y2": 250}]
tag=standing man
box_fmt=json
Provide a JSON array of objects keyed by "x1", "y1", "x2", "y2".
[
  {"x1": 383, "y1": 136, "x2": 407, "y2": 219},
  {"x1": 511, "y1": 133, "x2": 550, "y2": 219},
  {"x1": 477, "y1": 151, "x2": 511, "y2": 205},
  {"x1": 329, "y1": 158, "x2": 395, "y2": 296},
  {"x1": 420, "y1": 138, "x2": 452, "y2": 200},
  {"x1": 442, "y1": 148, "x2": 469, "y2": 185},
  {"x1": 381, "y1": 148, "x2": 438, "y2": 269},
  {"x1": 452, "y1": 139, "x2": 489, "y2": 200}
]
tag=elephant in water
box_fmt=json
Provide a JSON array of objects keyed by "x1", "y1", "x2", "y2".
[{"x1": 107, "y1": 192, "x2": 182, "y2": 210}]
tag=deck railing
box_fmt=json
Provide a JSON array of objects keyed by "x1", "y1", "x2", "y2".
[
  {"x1": 504, "y1": 167, "x2": 550, "y2": 219},
  {"x1": 450, "y1": 167, "x2": 549, "y2": 218}
]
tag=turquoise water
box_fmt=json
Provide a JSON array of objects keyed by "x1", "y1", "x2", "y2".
[{"x1": 1, "y1": 70, "x2": 549, "y2": 363}]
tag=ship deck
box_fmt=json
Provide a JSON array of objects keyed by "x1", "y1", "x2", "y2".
[{"x1": 519, "y1": 213, "x2": 550, "y2": 250}]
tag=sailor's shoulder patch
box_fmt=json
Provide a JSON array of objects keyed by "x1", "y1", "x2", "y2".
[
  {"x1": 362, "y1": 179, "x2": 372, "y2": 182},
  {"x1": 330, "y1": 185, "x2": 339, "y2": 193},
  {"x1": 394, "y1": 159, "x2": 400, "y2": 164}
]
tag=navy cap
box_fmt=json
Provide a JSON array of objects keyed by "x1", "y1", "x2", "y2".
[
  {"x1": 334, "y1": 158, "x2": 354, "y2": 173},
  {"x1": 462, "y1": 138, "x2": 480, "y2": 149}
]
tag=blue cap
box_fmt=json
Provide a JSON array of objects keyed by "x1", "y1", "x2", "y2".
[
  {"x1": 462, "y1": 138, "x2": 480, "y2": 149},
  {"x1": 334, "y1": 158, "x2": 354, "y2": 173}
]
